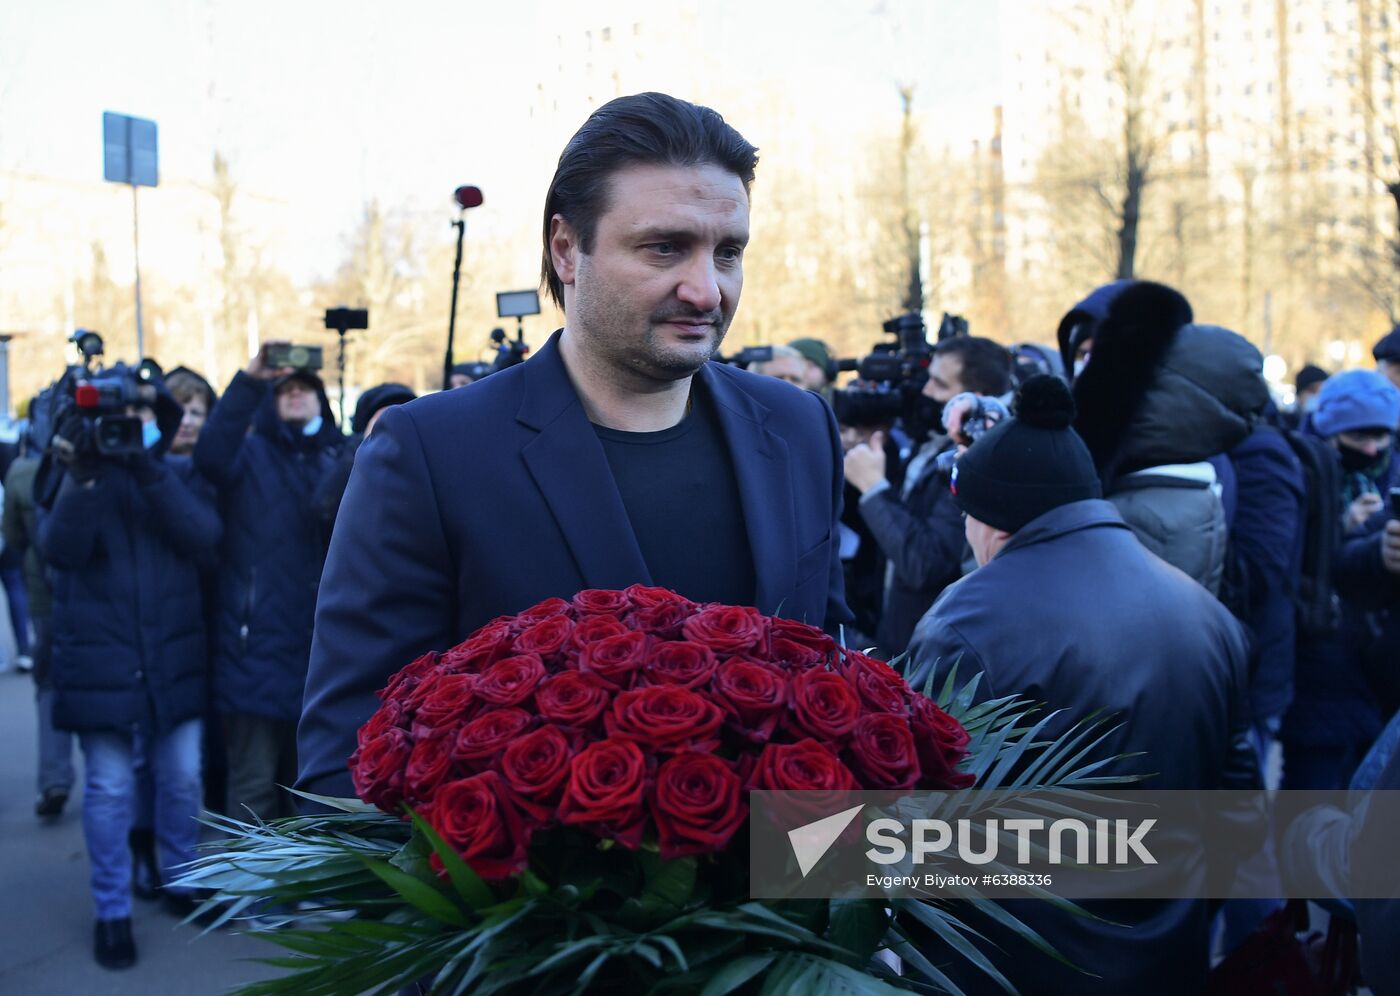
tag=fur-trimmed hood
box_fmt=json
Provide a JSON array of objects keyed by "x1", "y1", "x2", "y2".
[{"x1": 1059, "y1": 281, "x2": 1269, "y2": 481}]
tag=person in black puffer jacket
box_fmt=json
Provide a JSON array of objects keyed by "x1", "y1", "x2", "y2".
[
  {"x1": 194, "y1": 342, "x2": 343, "y2": 821},
  {"x1": 38, "y1": 367, "x2": 221, "y2": 969},
  {"x1": 1057, "y1": 281, "x2": 1270, "y2": 593}
]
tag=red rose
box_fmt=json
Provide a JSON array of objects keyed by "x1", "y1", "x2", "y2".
[
  {"x1": 349, "y1": 728, "x2": 413, "y2": 811},
  {"x1": 426, "y1": 771, "x2": 529, "y2": 880},
  {"x1": 605, "y1": 686, "x2": 724, "y2": 752},
  {"x1": 380, "y1": 650, "x2": 441, "y2": 699},
  {"x1": 475, "y1": 654, "x2": 547, "y2": 707},
  {"x1": 515, "y1": 597, "x2": 572, "y2": 625},
  {"x1": 682, "y1": 605, "x2": 767, "y2": 655},
  {"x1": 842, "y1": 650, "x2": 911, "y2": 715},
  {"x1": 558, "y1": 738, "x2": 648, "y2": 847},
  {"x1": 452, "y1": 708, "x2": 532, "y2": 764},
  {"x1": 357, "y1": 698, "x2": 406, "y2": 748},
  {"x1": 748, "y1": 738, "x2": 859, "y2": 791},
  {"x1": 770, "y1": 618, "x2": 836, "y2": 659},
  {"x1": 623, "y1": 584, "x2": 696, "y2": 611},
  {"x1": 650, "y1": 753, "x2": 748, "y2": 859},
  {"x1": 641, "y1": 641, "x2": 718, "y2": 689},
  {"x1": 631, "y1": 601, "x2": 695, "y2": 639},
  {"x1": 440, "y1": 630, "x2": 512, "y2": 674},
  {"x1": 569, "y1": 615, "x2": 630, "y2": 654},
  {"x1": 769, "y1": 638, "x2": 827, "y2": 670},
  {"x1": 512, "y1": 616, "x2": 574, "y2": 659},
  {"x1": 400, "y1": 666, "x2": 448, "y2": 710},
  {"x1": 846, "y1": 713, "x2": 921, "y2": 790},
  {"x1": 572, "y1": 589, "x2": 632, "y2": 615},
  {"x1": 498, "y1": 725, "x2": 573, "y2": 822},
  {"x1": 410, "y1": 673, "x2": 481, "y2": 740},
  {"x1": 535, "y1": 671, "x2": 611, "y2": 731},
  {"x1": 712, "y1": 658, "x2": 789, "y2": 742},
  {"x1": 404, "y1": 735, "x2": 456, "y2": 804},
  {"x1": 578, "y1": 630, "x2": 650, "y2": 689},
  {"x1": 786, "y1": 670, "x2": 862, "y2": 743},
  {"x1": 910, "y1": 697, "x2": 976, "y2": 790}
]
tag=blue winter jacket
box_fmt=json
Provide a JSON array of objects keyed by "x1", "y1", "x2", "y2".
[
  {"x1": 40, "y1": 403, "x2": 221, "y2": 735},
  {"x1": 194, "y1": 370, "x2": 343, "y2": 721},
  {"x1": 1226, "y1": 424, "x2": 1306, "y2": 722}
]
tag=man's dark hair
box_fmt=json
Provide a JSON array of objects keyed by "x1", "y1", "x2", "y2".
[
  {"x1": 540, "y1": 92, "x2": 759, "y2": 310},
  {"x1": 934, "y1": 336, "x2": 1013, "y2": 396}
]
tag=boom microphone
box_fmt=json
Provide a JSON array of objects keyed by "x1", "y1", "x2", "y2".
[{"x1": 454, "y1": 185, "x2": 484, "y2": 210}]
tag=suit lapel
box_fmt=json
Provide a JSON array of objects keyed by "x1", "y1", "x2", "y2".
[
  {"x1": 700, "y1": 364, "x2": 797, "y2": 615},
  {"x1": 517, "y1": 334, "x2": 652, "y2": 591}
]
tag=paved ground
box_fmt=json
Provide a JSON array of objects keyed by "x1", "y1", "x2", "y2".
[{"x1": 0, "y1": 669, "x2": 281, "y2": 995}]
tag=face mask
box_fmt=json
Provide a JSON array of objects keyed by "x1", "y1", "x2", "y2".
[
  {"x1": 302, "y1": 415, "x2": 323, "y2": 437},
  {"x1": 142, "y1": 421, "x2": 162, "y2": 450},
  {"x1": 1073, "y1": 356, "x2": 1089, "y2": 380},
  {"x1": 1302, "y1": 395, "x2": 1320, "y2": 414},
  {"x1": 1337, "y1": 440, "x2": 1389, "y2": 474}
]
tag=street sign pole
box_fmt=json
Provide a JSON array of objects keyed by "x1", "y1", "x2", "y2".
[
  {"x1": 131, "y1": 183, "x2": 144, "y2": 359},
  {"x1": 103, "y1": 111, "x2": 157, "y2": 359}
]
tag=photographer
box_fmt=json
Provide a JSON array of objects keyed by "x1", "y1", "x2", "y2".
[
  {"x1": 38, "y1": 367, "x2": 220, "y2": 969},
  {"x1": 194, "y1": 341, "x2": 343, "y2": 821},
  {"x1": 844, "y1": 336, "x2": 1012, "y2": 655}
]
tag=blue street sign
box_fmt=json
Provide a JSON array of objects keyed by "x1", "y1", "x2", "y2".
[{"x1": 102, "y1": 111, "x2": 158, "y2": 187}]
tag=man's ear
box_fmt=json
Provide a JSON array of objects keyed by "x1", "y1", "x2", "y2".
[{"x1": 549, "y1": 214, "x2": 580, "y2": 288}]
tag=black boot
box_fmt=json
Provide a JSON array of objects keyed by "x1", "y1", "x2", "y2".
[
  {"x1": 94, "y1": 917, "x2": 136, "y2": 969},
  {"x1": 129, "y1": 828, "x2": 162, "y2": 901}
]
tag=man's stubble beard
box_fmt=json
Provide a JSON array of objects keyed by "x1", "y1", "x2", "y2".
[{"x1": 571, "y1": 269, "x2": 734, "y2": 383}]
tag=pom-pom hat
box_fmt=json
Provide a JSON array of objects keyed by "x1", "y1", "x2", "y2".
[{"x1": 950, "y1": 375, "x2": 1103, "y2": 533}]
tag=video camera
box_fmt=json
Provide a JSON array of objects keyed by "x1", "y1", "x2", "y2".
[
  {"x1": 712, "y1": 345, "x2": 776, "y2": 369},
  {"x1": 30, "y1": 330, "x2": 168, "y2": 507},
  {"x1": 830, "y1": 312, "x2": 967, "y2": 431}
]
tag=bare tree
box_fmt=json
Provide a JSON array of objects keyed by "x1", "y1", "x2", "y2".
[
  {"x1": 1349, "y1": 0, "x2": 1400, "y2": 322},
  {"x1": 1034, "y1": 0, "x2": 1164, "y2": 282}
]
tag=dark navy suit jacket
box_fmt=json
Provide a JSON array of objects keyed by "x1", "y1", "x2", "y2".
[{"x1": 298, "y1": 331, "x2": 851, "y2": 797}]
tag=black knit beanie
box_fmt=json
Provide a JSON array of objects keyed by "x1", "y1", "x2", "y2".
[{"x1": 950, "y1": 375, "x2": 1102, "y2": 532}]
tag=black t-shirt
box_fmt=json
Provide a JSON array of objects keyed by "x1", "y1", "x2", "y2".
[{"x1": 593, "y1": 387, "x2": 755, "y2": 606}]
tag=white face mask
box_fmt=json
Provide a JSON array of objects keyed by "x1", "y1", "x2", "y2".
[{"x1": 1073, "y1": 356, "x2": 1089, "y2": 380}]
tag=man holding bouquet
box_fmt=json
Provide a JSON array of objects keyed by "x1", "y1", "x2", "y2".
[{"x1": 299, "y1": 93, "x2": 851, "y2": 799}]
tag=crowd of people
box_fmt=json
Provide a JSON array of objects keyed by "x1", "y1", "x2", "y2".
[
  {"x1": 9, "y1": 343, "x2": 435, "y2": 968},
  {"x1": 8, "y1": 90, "x2": 1400, "y2": 992}
]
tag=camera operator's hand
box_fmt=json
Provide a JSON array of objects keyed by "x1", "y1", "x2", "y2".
[
  {"x1": 1382, "y1": 520, "x2": 1400, "y2": 577},
  {"x1": 1346, "y1": 493, "x2": 1384, "y2": 532},
  {"x1": 51, "y1": 413, "x2": 100, "y2": 485},
  {"x1": 942, "y1": 395, "x2": 977, "y2": 444},
  {"x1": 844, "y1": 430, "x2": 887, "y2": 495},
  {"x1": 247, "y1": 340, "x2": 295, "y2": 381}
]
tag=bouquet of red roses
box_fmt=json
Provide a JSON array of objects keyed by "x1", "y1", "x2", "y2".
[
  {"x1": 179, "y1": 590, "x2": 1122, "y2": 996},
  {"x1": 349, "y1": 585, "x2": 974, "y2": 882}
]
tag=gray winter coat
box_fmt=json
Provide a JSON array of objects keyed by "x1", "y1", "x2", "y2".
[{"x1": 1108, "y1": 461, "x2": 1228, "y2": 593}]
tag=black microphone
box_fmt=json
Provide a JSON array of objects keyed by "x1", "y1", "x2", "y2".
[{"x1": 454, "y1": 185, "x2": 484, "y2": 210}]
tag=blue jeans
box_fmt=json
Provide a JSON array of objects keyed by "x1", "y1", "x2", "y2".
[
  {"x1": 35, "y1": 685, "x2": 75, "y2": 794},
  {"x1": 78, "y1": 719, "x2": 203, "y2": 919},
  {"x1": 1, "y1": 566, "x2": 29, "y2": 655}
]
